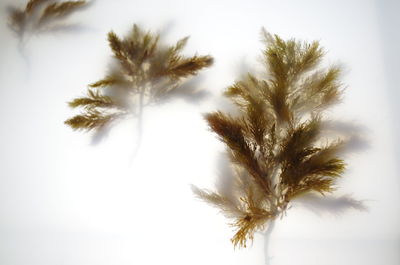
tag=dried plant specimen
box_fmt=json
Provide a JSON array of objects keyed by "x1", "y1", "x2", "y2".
[
  {"x1": 192, "y1": 30, "x2": 359, "y2": 248},
  {"x1": 8, "y1": 0, "x2": 87, "y2": 39},
  {"x1": 65, "y1": 24, "x2": 213, "y2": 138}
]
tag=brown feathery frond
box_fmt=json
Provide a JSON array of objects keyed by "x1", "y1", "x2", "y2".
[
  {"x1": 26, "y1": 0, "x2": 51, "y2": 13},
  {"x1": 8, "y1": 8, "x2": 26, "y2": 35},
  {"x1": 191, "y1": 186, "x2": 242, "y2": 219},
  {"x1": 107, "y1": 31, "x2": 124, "y2": 60},
  {"x1": 230, "y1": 171, "x2": 273, "y2": 248},
  {"x1": 230, "y1": 208, "x2": 270, "y2": 248},
  {"x1": 64, "y1": 110, "x2": 120, "y2": 131},
  {"x1": 65, "y1": 24, "x2": 213, "y2": 136},
  {"x1": 68, "y1": 89, "x2": 115, "y2": 109},
  {"x1": 166, "y1": 55, "x2": 214, "y2": 79},
  {"x1": 7, "y1": 0, "x2": 87, "y2": 38},
  {"x1": 193, "y1": 29, "x2": 362, "y2": 248},
  {"x1": 89, "y1": 77, "x2": 118, "y2": 88},
  {"x1": 39, "y1": 1, "x2": 86, "y2": 24},
  {"x1": 193, "y1": 168, "x2": 273, "y2": 248}
]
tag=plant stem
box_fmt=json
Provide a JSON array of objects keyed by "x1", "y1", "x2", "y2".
[
  {"x1": 264, "y1": 219, "x2": 276, "y2": 265},
  {"x1": 130, "y1": 87, "x2": 145, "y2": 162}
]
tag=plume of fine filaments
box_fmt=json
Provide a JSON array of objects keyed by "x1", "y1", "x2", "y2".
[
  {"x1": 193, "y1": 29, "x2": 361, "y2": 248},
  {"x1": 65, "y1": 24, "x2": 213, "y2": 150}
]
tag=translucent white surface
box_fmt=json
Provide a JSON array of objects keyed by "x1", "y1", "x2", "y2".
[{"x1": 0, "y1": 0, "x2": 399, "y2": 264}]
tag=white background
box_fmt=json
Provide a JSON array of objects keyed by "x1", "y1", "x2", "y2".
[{"x1": 0, "y1": 0, "x2": 399, "y2": 264}]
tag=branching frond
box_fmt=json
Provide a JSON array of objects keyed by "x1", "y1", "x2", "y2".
[
  {"x1": 205, "y1": 111, "x2": 248, "y2": 154},
  {"x1": 64, "y1": 110, "x2": 121, "y2": 131},
  {"x1": 262, "y1": 31, "x2": 324, "y2": 84},
  {"x1": 165, "y1": 55, "x2": 214, "y2": 79},
  {"x1": 194, "y1": 29, "x2": 359, "y2": 248},
  {"x1": 68, "y1": 89, "x2": 115, "y2": 109},
  {"x1": 39, "y1": 1, "x2": 85, "y2": 24},
  {"x1": 65, "y1": 24, "x2": 213, "y2": 136},
  {"x1": 89, "y1": 77, "x2": 118, "y2": 88},
  {"x1": 193, "y1": 168, "x2": 273, "y2": 248},
  {"x1": 230, "y1": 209, "x2": 270, "y2": 248},
  {"x1": 279, "y1": 116, "x2": 321, "y2": 164},
  {"x1": 8, "y1": 0, "x2": 87, "y2": 37},
  {"x1": 191, "y1": 185, "x2": 242, "y2": 219}
]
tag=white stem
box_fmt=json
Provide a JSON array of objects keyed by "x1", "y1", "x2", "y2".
[
  {"x1": 264, "y1": 219, "x2": 276, "y2": 265},
  {"x1": 130, "y1": 89, "x2": 145, "y2": 162}
]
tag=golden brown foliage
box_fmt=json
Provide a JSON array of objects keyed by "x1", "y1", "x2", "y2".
[
  {"x1": 65, "y1": 24, "x2": 213, "y2": 132},
  {"x1": 193, "y1": 30, "x2": 348, "y2": 248},
  {"x1": 8, "y1": 0, "x2": 86, "y2": 37}
]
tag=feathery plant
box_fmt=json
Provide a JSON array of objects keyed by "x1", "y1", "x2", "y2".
[
  {"x1": 65, "y1": 24, "x2": 213, "y2": 138},
  {"x1": 193, "y1": 29, "x2": 352, "y2": 248},
  {"x1": 8, "y1": 0, "x2": 87, "y2": 39}
]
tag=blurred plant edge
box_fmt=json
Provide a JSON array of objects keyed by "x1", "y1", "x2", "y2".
[{"x1": 8, "y1": 0, "x2": 90, "y2": 41}]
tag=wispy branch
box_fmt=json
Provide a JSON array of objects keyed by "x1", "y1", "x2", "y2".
[{"x1": 8, "y1": 0, "x2": 87, "y2": 39}]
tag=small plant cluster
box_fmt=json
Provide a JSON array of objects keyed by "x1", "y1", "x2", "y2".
[
  {"x1": 8, "y1": 0, "x2": 86, "y2": 37},
  {"x1": 193, "y1": 30, "x2": 348, "y2": 248},
  {"x1": 65, "y1": 24, "x2": 213, "y2": 133}
]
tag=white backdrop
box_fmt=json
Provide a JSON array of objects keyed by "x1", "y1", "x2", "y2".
[{"x1": 0, "y1": 0, "x2": 399, "y2": 264}]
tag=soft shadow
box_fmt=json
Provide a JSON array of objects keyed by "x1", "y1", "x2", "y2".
[
  {"x1": 42, "y1": 23, "x2": 95, "y2": 35},
  {"x1": 262, "y1": 193, "x2": 366, "y2": 265},
  {"x1": 235, "y1": 54, "x2": 255, "y2": 78},
  {"x1": 293, "y1": 193, "x2": 367, "y2": 216},
  {"x1": 16, "y1": 39, "x2": 31, "y2": 81},
  {"x1": 212, "y1": 56, "x2": 253, "y2": 115},
  {"x1": 321, "y1": 120, "x2": 370, "y2": 154},
  {"x1": 90, "y1": 120, "x2": 118, "y2": 145},
  {"x1": 375, "y1": 0, "x2": 400, "y2": 189},
  {"x1": 158, "y1": 20, "x2": 176, "y2": 38},
  {"x1": 158, "y1": 75, "x2": 211, "y2": 105},
  {"x1": 215, "y1": 152, "x2": 238, "y2": 202},
  {"x1": 89, "y1": 111, "x2": 136, "y2": 146}
]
